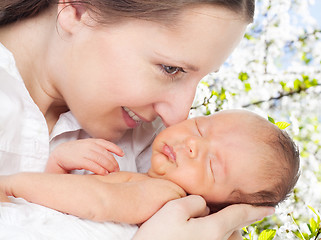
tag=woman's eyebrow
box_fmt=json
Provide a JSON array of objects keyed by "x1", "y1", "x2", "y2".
[{"x1": 154, "y1": 52, "x2": 199, "y2": 72}]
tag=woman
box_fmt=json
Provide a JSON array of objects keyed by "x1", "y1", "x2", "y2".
[{"x1": 0, "y1": 1, "x2": 274, "y2": 239}]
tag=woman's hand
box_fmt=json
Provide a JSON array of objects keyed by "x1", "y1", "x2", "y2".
[
  {"x1": 46, "y1": 138, "x2": 123, "y2": 175},
  {"x1": 227, "y1": 230, "x2": 243, "y2": 240},
  {"x1": 134, "y1": 195, "x2": 274, "y2": 240}
]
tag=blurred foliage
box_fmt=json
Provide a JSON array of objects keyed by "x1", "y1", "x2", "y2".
[{"x1": 190, "y1": 0, "x2": 321, "y2": 239}]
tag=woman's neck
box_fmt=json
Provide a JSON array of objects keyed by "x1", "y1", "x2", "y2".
[{"x1": 0, "y1": 7, "x2": 68, "y2": 133}]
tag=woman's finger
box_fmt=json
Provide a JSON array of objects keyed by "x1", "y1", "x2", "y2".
[
  {"x1": 201, "y1": 204, "x2": 275, "y2": 238},
  {"x1": 164, "y1": 195, "x2": 210, "y2": 220}
]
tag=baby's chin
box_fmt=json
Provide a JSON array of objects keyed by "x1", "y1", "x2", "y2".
[
  {"x1": 149, "y1": 152, "x2": 174, "y2": 177},
  {"x1": 147, "y1": 165, "x2": 166, "y2": 179}
]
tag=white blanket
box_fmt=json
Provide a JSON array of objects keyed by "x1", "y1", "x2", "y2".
[{"x1": 0, "y1": 197, "x2": 138, "y2": 240}]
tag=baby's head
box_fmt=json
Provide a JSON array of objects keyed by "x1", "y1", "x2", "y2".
[{"x1": 148, "y1": 109, "x2": 300, "y2": 211}]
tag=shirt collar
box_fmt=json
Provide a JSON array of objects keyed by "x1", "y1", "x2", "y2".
[
  {"x1": 0, "y1": 42, "x2": 23, "y2": 83},
  {"x1": 49, "y1": 111, "x2": 83, "y2": 141}
]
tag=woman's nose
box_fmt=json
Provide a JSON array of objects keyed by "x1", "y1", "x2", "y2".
[{"x1": 154, "y1": 83, "x2": 198, "y2": 126}]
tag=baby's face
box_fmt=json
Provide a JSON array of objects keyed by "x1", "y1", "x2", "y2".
[{"x1": 148, "y1": 110, "x2": 273, "y2": 204}]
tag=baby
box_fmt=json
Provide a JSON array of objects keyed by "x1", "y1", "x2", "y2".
[{"x1": 0, "y1": 109, "x2": 300, "y2": 224}]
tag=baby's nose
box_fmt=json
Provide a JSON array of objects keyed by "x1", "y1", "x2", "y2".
[{"x1": 186, "y1": 137, "x2": 198, "y2": 159}]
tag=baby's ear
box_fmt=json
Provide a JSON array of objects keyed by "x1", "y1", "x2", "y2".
[{"x1": 57, "y1": 1, "x2": 90, "y2": 35}]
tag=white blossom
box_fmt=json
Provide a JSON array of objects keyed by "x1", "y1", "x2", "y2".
[{"x1": 192, "y1": 0, "x2": 321, "y2": 239}]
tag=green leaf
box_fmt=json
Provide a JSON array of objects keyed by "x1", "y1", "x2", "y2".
[
  {"x1": 244, "y1": 33, "x2": 255, "y2": 40},
  {"x1": 309, "y1": 218, "x2": 318, "y2": 235},
  {"x1": 308, "y1": 205, "x2": 321, "y2": 224},
  {"x1": 310, "y1": 78, "x2": 318, "y2": 86},
  {"x1": 293, "y1": 79, "x2": 302, "y2": 90},
  {"x1": 244, "y1": 83, "x2": 252, "y2": 92},
  {"x1": 302, "y1": 232, "x2": 309, "y2": 240},
  {"x1": 205, "y1": 106, "x2": 211, "y2": 116},
  {"x1": 219, "y1": 88, "x2": 226, "y2": 100},
  {"x1": 211, "y1": 90, "x2": 218, "y2": 97},
  {"x1": 280, "y1": 81, "x2": 290, "y2": 92},
  {"x1": 201, "y1": 80, "x2": 209, "y2": 87},
  {"x1": 258, "y1": 229, "x2": 276, "y2": 240},
  {"x1": 268, "y1": 116, "x2": 275, "y2": 124},
  {"x1": 238, "y1": 72, "x2": 249, "y2": 82},
  {"x1": 293, "y1": 231, "x2": 306, "y2": 240},
  {"x1": 276, "y1": 121, "x2": 291, "y2": 129},
  {"x1": 301, "y1": 52, "x2": 312, "y2": 64},
  {"x1": 308, "y1": 205, "x2": 319, "y2": 216}
]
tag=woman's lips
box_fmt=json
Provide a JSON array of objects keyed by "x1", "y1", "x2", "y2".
[
  {"x1": 122, "y1": 107, "x2": 142, "y2": 128},
  {"x1": 162, "y1": 144, "x2": 176, "y2": 162}
]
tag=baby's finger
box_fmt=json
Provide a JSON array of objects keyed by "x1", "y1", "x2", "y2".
[
  {"x1": 81, "y1": 159, "x2": 111, "y2": 175},
  {"x1": 94, "y1": 139, "x2": 124, "y2": 157},
  {"x1": 0, "y1": 192, "x2": 10, "y2": 202},
  {"x1": 87, "y1": 150, "x2": 120, "y2": 172}
]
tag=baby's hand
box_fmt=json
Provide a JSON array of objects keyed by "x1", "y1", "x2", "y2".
[
  {"x1": 120, "y1": 173, "x2": 187, "y2": 223},
  {"x1": 46, "y1": 139, "x2": 124, "y2": 175},
  {"x1": 0, "y1": 176, "x2": 11, "y2": 202}
]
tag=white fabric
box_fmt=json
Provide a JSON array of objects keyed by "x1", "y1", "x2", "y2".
[
  {"x1": 0, "y1": 197, "x2": 138, "y2": 240},
  {"x1": 0, "y1": 42, "x2": 165, "y2": 239},
  {"x1": 0, "y1": 43, "x2": 49, "y2": 174}
]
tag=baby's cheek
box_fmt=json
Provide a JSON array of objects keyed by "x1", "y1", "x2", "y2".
[{"x1": 149, "y1": 154, "x2": 173, "y2": 177}]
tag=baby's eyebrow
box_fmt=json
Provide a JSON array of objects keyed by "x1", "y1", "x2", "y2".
[{"x1": 194, "y1": 118, "x2": 202, "y2": 136}]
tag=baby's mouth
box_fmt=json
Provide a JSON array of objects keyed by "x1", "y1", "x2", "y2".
[{"x1": 162, "y1": 144, "x2": 176, "y2": 162}]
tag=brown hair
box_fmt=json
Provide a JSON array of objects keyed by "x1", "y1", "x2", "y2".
[
  {"x1": 208, "y1": 122, "x2": 300, "y2": 213},
  {"x1": 0, "y1": 0, "x2": 255, "y2": 26}
]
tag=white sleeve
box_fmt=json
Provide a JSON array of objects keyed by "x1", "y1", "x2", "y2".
[{"x1": 132, "y1": 118, "x2": 165, "y2": 173}]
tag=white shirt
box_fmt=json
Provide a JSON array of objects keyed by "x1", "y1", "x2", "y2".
[{"x1": 0, "y1": 42, "x2": 164, "y2": 175}]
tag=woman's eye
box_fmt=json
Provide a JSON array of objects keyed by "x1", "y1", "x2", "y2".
[{"x1": 161, "y1": 64, "x2": 186, "y2": 75}]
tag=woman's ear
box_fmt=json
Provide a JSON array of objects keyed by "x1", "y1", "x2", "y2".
[{"x1": 57, "y1": 1, "x2": 89, "y2": 34}]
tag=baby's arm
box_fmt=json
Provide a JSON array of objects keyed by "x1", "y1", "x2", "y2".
[
  {"x1": 0, "y1": 172, "x2": 186, "y2": 224},
  {"x1": 46, "y1": 138, "x2": 123, "y2": 175}
]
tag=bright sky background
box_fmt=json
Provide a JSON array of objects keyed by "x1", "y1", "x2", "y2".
[{"x1": 310, "y1": 1, "x2": 321, "y2": 27}]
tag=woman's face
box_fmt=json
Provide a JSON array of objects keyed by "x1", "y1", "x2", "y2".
[{"x1": 54, "y1": 5, "x2": 248, "y2": 141}]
